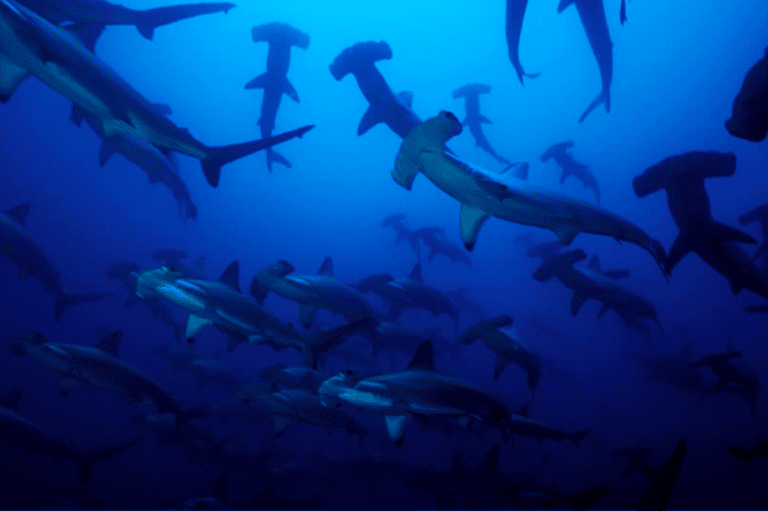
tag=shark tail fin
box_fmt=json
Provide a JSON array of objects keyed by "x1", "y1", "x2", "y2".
[
  {"x1": 77, "y1": 436, "x2": 142, "y2": 484},
  {"x1": 568, "y1": 484, "x2": 610, "y2": 511},
  {"x1": 201, "y1": 125, "x2": 313, "y2": 187},
  {"x1": 55, "y1": 291, "x2": 114, "y2": 321},
  {"x1": 266, "y1": 148, "x2": 291, "y2": 172},
  {"x1": 578, "y1": 90, "x2": 609, "y2": 124},
  {"x1": 571, "y1": 429, "x2": 590, "y2": 447},
  {"x1": 726, "y1": 445, "x2": 751, "y2": 463},
  {"x1": 135, "y1": 3, "x2": 236, "y2": 41}
]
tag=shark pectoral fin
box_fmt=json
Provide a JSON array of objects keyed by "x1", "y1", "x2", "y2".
[
  {"x1": 478, "y1": 114, "x2": 493, "y2": 125},
  {"x1": 384, "y1": 414, "x2": 412, "y2": 443},
  {"x1": 711, "y1": 222, "x2": 758, "y2": 244},
  {"x1": 186, "y1": 315, "x2": 212, "y2": 342},
  {"x1": 553, "y1": 223, "x2": 581, "y2": 246},
  {"x1": 460, "y1": 205, "x2": 491, "y2": 251},
  {"x1": 392, "y1": 151, "x2": 421, "y2": 190},
  {"x1": 493, "y1": 355, "x2": 511, "y2": 379},
  {"x1": 0, "y1": 55, "x2": 30, "y2": 103},
  {"x1": 570, "y1": 293, "x2": 587, "y2": 316},
  {"x1": 274, "y1": 416, "x2": 292, "y2": 436},
  {"x1": 244, "y1": 72, "x2": 267, "y2": 90},
  {"x1": 99, "y1": 136, "x2": 121, "y2": 167},
  {"x1": 557, "y1": 0, "x2": 577, "y2": 11},
  {"x1": 358, "y1": 105, "x2": 382, "y2": 135},
  {"x1": 283, "y1": 79, "x2": 299, "y2": 102},
  {"x1": 60, "y1": 377, "x2": 79, "y2": 397},
  {"x1": 300, "y1": 305, "x2": 319, "y2": 329}
]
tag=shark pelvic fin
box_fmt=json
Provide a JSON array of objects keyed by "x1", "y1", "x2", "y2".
[
  {"x1": 460, "y1": 204, "x2": 491, "y2": 251},
  {"x1": 95, "y1": 330, "x2": 123, "y2": 358},
  {"x1": 218, "y1": 261, "x2": 241, "y2": 292},
  {"x1": 385, "y1": 414, "x2": 411, "y2": 443},
  {"x1": 186, "y1": 315, "x2": 212, "y2": 341},
  {"x1": 0, "y1": 55, "x2": 30, "y2": 104}
]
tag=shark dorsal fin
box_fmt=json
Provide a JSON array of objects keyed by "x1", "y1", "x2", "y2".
[
  {"x1": 211, "y1": 474, "x2": 228, "y2": 502},
  {"x1": 480, "y1": 444, "x2": 501, "y2": 470},
  {"x1": 588, "y1": 255, "x2": 601, "y2": 270},
  {"x1": 409, "y1": 261, "x2": 423, "y2": 281},
  {"x1": 4, "y1": 203, "x2": 31, "y2": 228},
  {"x1": 96, "y1": 331, "x2": 123, "y2": 358},
  {"x1": 451, "y1": 452, "x2": 463, "y2": 471},
  {"x1": 317, "y1": 257, "x2": 334, "y2": 276},
  {"x1": 408, "y1": 341, "x2": 435, "y2": 371},
  {"x1": 0, "y1": 388, "x2": 22, "y2": 411},
  {"x1": 515, "y1": 403, "x2": 530, "y2": 418},
  {"x1": 218, "y1": 261, "x2": 241, "y2": 293}
]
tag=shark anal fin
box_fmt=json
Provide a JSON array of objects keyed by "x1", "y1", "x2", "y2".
[
  {"x1": 384, "y1": 414, "x2": 411, "y2": 443},
  {"x1": 358, "y1": 104, "x2": 383, "y2": 135},
  {"x1": 493, "y1": 355, "x2": 511, "y2": 379},
  {"x1": 99, "y1": 136, "x2": 122, "y2": 167},
  {"x1": 300, "y1": 305, "x2": 319, "y2": 329},
  {"x1": 283, "y1": 79, "x2": 299, "y2": 102},
  {"x1": 0, "y1": 55, "x2": 30, "y2": 103},
  {"x1": 460, "y1": 204, "x2": 491, "y2": 251},
  {"x1": 186, "y1": 315, "x2": 212, "y2": 342},
  {"x1": 570, "y1": 293, "x2": 587, "y2": 316}
]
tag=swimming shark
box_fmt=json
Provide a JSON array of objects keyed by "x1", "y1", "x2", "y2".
[
  {"x1": 557, "y1": 0, "x2": 613, "y2": 123},
  {"x1": 636, "y1": 438, "x2": 687, "y2": 511},
  {"x1": 0, "y1": 388, "x2": 141, "y2": 483},
  {"x1": 9, "y1": 331, "x2": 192, "y2": 422},
  {"x1": 633, "y1": 151, "x2": 768, "y2": 298},
  {"x1": 727, "y1": 437, "x2": 768, "y2": 463},
  {"x1": 407, "y1": 227, "x2": 472, "y2": 267},
  {"x1": 152, "y1": 248, "x2": 206, "y2": 279},
  {"x1": 318, "y1": 341, "x2": 513, "y2": 444},
  {"x1": 0, "y1": 0, "x2": 314, "y2": 187},
  {"x1": 392, "y1": 112, "x2": 666, "y2": 271},
  {"x1": 136, "y1": 262, "x2": 307, "y2": 352},
  {"x1": 357, "y1": 261, "x2": 459, "y2": 329},
  {"x1": 457, "y1": 315, "x2": 543, "y2": 393},
  {"x1": 246, "y1": 22, "x2": 310, "y2": 171},
  {"x1": 738, "y1": 202, "x2": 768, "y2": 262},
  {"x1": 612, "y1": 447, "x2": 663, "y2": 477},
  {"x1": 690, "y1": 338, "x2": 760, "y2": 412},
  {"x1": 16, "y1": 0, "x2": 235, "y2": 43},
  {"x1": 506, "y1": 0, "x2": 540, "y2": 85},
  {"x1": 628, "y1": 344, "x2": 711, "y2": 396},
  {"x1": 185, "y1": 357, "x2": 246, "y2": 395},
  {"x1": 329, "y1": 40, "x2": 421, "y2": 139},
  {"x1": 725, "y1": 47, "x2": 768, "y2": 142},
  {"x1": 0, "y1": 203, "x2": 113, "y2": 320},
  {"x1": 445, "y1": 288, "x2": 485, "y2": 320},
  {"x1": 541, "y1": 140, "x2": 601, "y2": 204},
  {"x1": 382, "y1": 213, "x2": 420, "y2": 254},
  {"x1": 70, "y1": 103, "x2": 197, "y2": 222},
  {"x1": 513, "y1": 231, "x2": 566, "y2": 262},
  {"x1": 250, "y1": 256, "x2": 379, "y2": 329},
  {"x1": 452, "y1": 83, "x2": 511, "y2": 165}
]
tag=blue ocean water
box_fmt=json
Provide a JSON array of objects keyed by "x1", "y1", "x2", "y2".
[{"x1": 0, "y1": 0, "x2": 767, "y2": 509}]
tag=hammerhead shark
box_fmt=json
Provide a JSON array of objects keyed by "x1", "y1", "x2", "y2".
[
  {"x1": 541, "y1": 141, "x2": 601, "y2": 204},
  {"x1": 506, "y1": 0, "x2": 540, "y2": 85},
  {"x1": 452, "y1": 83, "x2": 511, "y2": 165}
]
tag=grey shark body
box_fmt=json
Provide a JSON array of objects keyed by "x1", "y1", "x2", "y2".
[
  {"x1": 246, "y1": 22, "x2": 310, "y2": 171},
  {"x1": 0, "y1": 0, "x2": 313, "y2": 187},
  {"x1": 452, "y1": 83, "x2": 511, "y2": 165},
  {"x1": 634, "y1": 151, "x2": 768, "y2": 298},
  {"x1": 513, "y1": 231, "x2": 565, "y2": 262},
  {"x1": 329, "y1": 40, "x2": 421, "y2": 139},
  {"x1": 690, "y1": 338, "x2": 760, "y2": 412},
  {"x1": 319, "y1": 341, "x2": 512, "y2": 444},
  {"x1": 392, "y1": 112, "x2": 666, "y2": 271},
  {"x1": 408, "y1": 226, "x2": 472, "y2": 267},
  {"x1": 628, "y1": 345, "x2": 711, "y2": 396},
  {"x1": 136, "y1": 262, "x2": 306, "y2": 352},
  {"x1": 558, "y1": 0, "x2": 613, "y2": 123},
  {"x1": 0, "y1": 203, "x2": 112, "y2": 320},
  {"x1": 457, "y1": 315, "x2": 543, "y2": 393},
  {"x1": 541, "y1": 140, "x2": 601, "y2": 204},
  {"x1": 505, "y1": 0, "x2": 540, "y2": 85},
  {"x1": 725, "y1": 47, "x2": 768, "y2": 142}
]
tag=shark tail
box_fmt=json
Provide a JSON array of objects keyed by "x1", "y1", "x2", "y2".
[
  {"x1": 726, "y1": 445, "x2": 752, "y2": 463},
  {"x1": 77, "y1": 436, "x2": 142, "y2": 484},
  {"x1": 578, "y1": 90, "x2": 609, "y2": 124},
  {"x1": 201, "y1": 125, "x2": 313, "y2": 187},
  {"x1": 514, "y1": 66, "x2": 542, "y2": 85},
  {"x1": 568, "y1": 484, "x2": 610, "y2": 511},
  {"x1": 55, "y1": 291, "x2": 114, "y2": 321},
  {"x1": 266, "y1": 148, "x2": 291, "y2": 172},
  {"x1": 135, "y1": 3, "x2": 236, "y2": 40},
  {"x1": 571, "y1": 429, "x2": 590, "y2": 447}
]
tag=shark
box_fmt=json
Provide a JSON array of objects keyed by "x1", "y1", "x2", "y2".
[
  {"x1": 152, "y1": 248, "x2": 207, "y2": 279},
  {"x1": 8, "y1": 330, "x2": 194, "y2": 423},
  {"x1": 0, "y1": 203, "x2": 113, "y2": 320},
  {"x1": 382, "y1": 213, "x2": 420, "y2": 254},
  {"x1": 246, "y1": 22, "x2": 310, "y2": 171},
  {"x1": 452, "y1": 83, "x2": 511, "y2": 165},
  {"x1": 250, "y1": 256, "x2": 379, "y2": 330},
  {"x1": 0, "y1": 388, "x2": 141, "y2": 483},
  {"x1": 135, "y1": 261, "x2": 307, "y2": 352},
  {"x1": 628, "y1": 344, "x2": 712, "y2": 396},
  {"x1": 738, "y1": 202, "x2": 768, "y2": 263},
  {"x1": 71, "y1": 103, "x2": 197, "y2": 222},
  {"x1": 185, "y1": 357, "x2": 246, "y2": 396},
  {"x1": 636, "y1": 438, "x2": 687, "y2": 511},
  {"x1": 690, "y1": 338, "x2": 760, "y2": 412},
  {"x1": 16, "y1": 0, "x2": 235, "y2": 43},
  {"x1": 318, "y1": 341, "x2": 513, "y2": 444},
  {"x1": 0, "y1": 0, "x2": 314, "y2": 187},
  {"x1": 357, "y1": 261, "x2": 459, "y2": 329},
  {"x1": 506, "y1": 0, "x2": 540, "y2": 85},
  {"x1": 329, "y1": 40, "x2": 421, "y2": 139},
  {"x1": 392, "y1": 111, "x2": 666, "y2": 272},
  {"x1": 533, "y1": 249, "x2": 663, "y2": 336},
  {"x1": 557, "y1": 0, "x2": 614, "y2": 123},
  {"x1": 541, "y1": 140, "x2": 601, "y2": 204},
  {"x1": 633, "y1": 151, "x2": 768, "y2": 298},
  {"x1": 445, "y1": 288, "x2": 485, "y2": 320},
  {"x1": 727, "y1": 437, "x2": 768, "y2": 463},
  {"x1": 407, "y1": 226, "x2": 472, "y2": 267},
  {"x1": 457, "y1": 315, "x2": 543, "y2": 393},
  {"x1": 513, "y1": 231, "x2": 565, "y2": 262},
  {"x1": 612, "y1": 447, "x2": 663, "y2": 477},
  {"x1": 725, "y1": 47, "x2": 768, "y2": 142}
]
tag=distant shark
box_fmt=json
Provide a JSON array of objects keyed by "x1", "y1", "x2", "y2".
[
  {"x1": 0, "y1": 0, "x2": 313, "y2": 187},
  {"x1": 452, "y1": 83, "x2": 511, "y2": 165},
  {"x1": 246, "y1": 22, "x2": 310, "y2": 171},
  {"x1": 505, "y1": 0, "x2": 540, "y2": 85},
  {"x1": 513, "y1": 231, "x2": 565, "y2": 262},
  {"x1": 393, "y1": 111, "x2": 666, "y2": 272},
  {"x1": 633, "y1": 151, "x2": 768, "y2": 298},
  {"x1": 541, "y1": 141, "x2": 601, "y2": 204},
  {"x1": 407, "y1": 227, "x2": 472, "y2": 267},
  {"x1": 628, "y1": 344, "x2": 712, "y2": 396},
  {"x1": 382, "y1": 214, "x2": 420, "y2": 254},
  {"x1": 738, "y1": 202, "x2": 768, "y2": 263},
  {"x1": 0, "y1": 203, "x2": 113, "y2": 320},
  {"x1": 330, "y1": 40, "x2": 421, "y2": 139},
  {"x1": 636, "y1": 438, "x2": 687, "y2": 511},
  {"x1": 690, "y1": 337, "x2": 760, "y2": 412},
  {"x1": 557, "y1": 0, "x2": 613, "y2": 123},
  {"x1": 727, "y1": 437, "x2": 768, "y2": 463},
  {"x1": 725, "y1": 47, "x2": 768, "y2": 142}
]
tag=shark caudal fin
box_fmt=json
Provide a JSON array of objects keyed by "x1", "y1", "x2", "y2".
[
  {"x1": 266, "y1": 148, "x2": 291, "y2": 172},
  {"x1": 201, "y1": 125, "x2": 313, "y2": 187},
  {"x1": 135, "y1": 2, "x2": 236, "y2": 40},
  {"x1": 55, "y1": 291, "x2": 114, "y2": 321},
  {"x1": 77, "y1": 436, "x2": 142, "y2": 484},
  {"x1": 578, "y1": 90, "x2": 610, "y2": 124},
  {"x1": 568, "y1": 484, "x2": 610, "y2": 511}
]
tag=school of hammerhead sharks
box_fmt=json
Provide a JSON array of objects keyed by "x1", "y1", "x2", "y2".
[{"x1": 0, "y1": 0, "x2": 767, "y2": 509}]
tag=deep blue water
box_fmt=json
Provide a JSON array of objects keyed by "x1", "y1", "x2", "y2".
[{"x1": 1, "y1": 0, "x2": 767, "y2": 509}]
